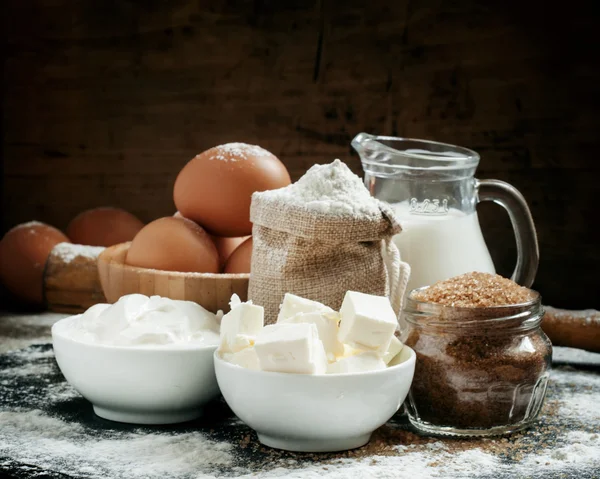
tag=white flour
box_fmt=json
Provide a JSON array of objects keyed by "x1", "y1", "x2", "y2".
[
  {"x1": 234, "y1": 448, "x2": 501, "y2": 479},
  {"x1": 557, "y1": 393, "x2": 598, "y2": 421},
  {"x1": 0, "y1": 411, "x2": 233, "y2": 479},
  {"x1": 4, "y1": 220, "x2": 45, "y2": 235},
  {"x1": 0, "y1": 311, "x2": 67, "y2": 353},
  {"x1": 521, "y1": 431, "x2": 600, "y2": 470},
  {"x1": 550, "y1": 365, "x2": 600, "y2": 388},
  {"x1": 258, "y1": 160, "x2": 380, "y2": 217},
  {"x1": 552, "y1": 346, "x2": 600, "y2": 365},
  {"x1": 52, "y1": 242, "x2": 105, "y2": 263},
  {"x1": 210, "y1": 143, "x2": 273, "y2": 162}
]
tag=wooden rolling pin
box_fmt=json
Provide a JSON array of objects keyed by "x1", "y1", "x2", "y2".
[
  {"x1": 542, "y1": 306, "x2": 600, "y2": 353},
  {"x1": 43, "y1": 243, "x2": 106, "y2": 314}
]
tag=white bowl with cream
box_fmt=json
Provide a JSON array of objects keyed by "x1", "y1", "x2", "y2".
[
  {"x1": 214, "y1": 345, "x2": 416, "y2": 452},
  {"x1": 52, "y1": 295, "x2": 221, "y2": 425}
]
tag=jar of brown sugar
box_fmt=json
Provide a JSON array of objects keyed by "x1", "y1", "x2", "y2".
[{"x1": 403, "y1": 272, "x2": 552, "y2": 437}]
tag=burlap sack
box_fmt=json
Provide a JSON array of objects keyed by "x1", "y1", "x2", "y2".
[{"x1": 248, "y1": 194, "x2": 410, "y2": 324}]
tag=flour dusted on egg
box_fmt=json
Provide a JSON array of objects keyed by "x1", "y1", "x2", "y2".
[
  {"x1": 259, "y1": 159, "x2": 380, "y2": 216},
  {"x1": 210, "y1": 143, "x2": 273, "y2": 162}
]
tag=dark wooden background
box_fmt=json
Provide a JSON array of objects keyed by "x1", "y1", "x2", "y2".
[{"x1": 2, "y1": 0, "x2": 598, "y2": 308}]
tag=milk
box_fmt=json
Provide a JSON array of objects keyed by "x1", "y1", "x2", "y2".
[{"x1": 392, "y1": 203, "x2": 495, "y2": 294}]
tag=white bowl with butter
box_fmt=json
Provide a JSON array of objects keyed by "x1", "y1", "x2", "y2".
[
  {"x1": 215, "y1": 291, "x2": 416, "y2": 452},
  {"x1": 52, "y1": 294, "x2": 221, "y2": 425},
  {"x1": 215, "y1": 346, "x2": 415, "y2": 452}
]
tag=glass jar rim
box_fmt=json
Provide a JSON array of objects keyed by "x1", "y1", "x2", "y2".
[{"x1": 403, "y1": 287, "x2": 544, "y2": 331}]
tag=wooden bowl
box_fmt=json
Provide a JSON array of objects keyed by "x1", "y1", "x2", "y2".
[{"x1": 97, "y1": 242, "x2": 249, "y2": 313}]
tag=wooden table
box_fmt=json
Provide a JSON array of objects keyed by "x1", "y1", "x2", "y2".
[{"x1": 1, "y1": 311, "x2": 599, "y2": 478}]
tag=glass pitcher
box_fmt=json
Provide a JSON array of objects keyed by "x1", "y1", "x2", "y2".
[{"x1": 351, "y1": 133, "x2": 539, "y2": 294}]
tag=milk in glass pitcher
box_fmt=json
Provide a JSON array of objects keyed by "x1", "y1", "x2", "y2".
[{"x1": 352, "y1": 134, "x2": 539, "y2": 294}]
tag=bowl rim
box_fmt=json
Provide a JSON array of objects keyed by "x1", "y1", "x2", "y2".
[
  {"x1": 98, "y1": 242, "x2": 250, "y2": 279},
  {"x1": 51, "y1": 315, "x2": 219, "y2": 353},
  {"x1": 213, "y1": 346, "x2": 415, "y2": 379}
]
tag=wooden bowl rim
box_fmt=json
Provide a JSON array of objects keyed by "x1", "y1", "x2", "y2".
[{"x1": 98, "y1": 242, "x2": 250, "y2": 280}]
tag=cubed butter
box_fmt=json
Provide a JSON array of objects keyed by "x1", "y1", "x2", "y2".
[
  {"x1": 277, "y1": 293, "x2": 333, "y2": 323},
  {"x1": 254, "y1": 323, "x2": 327, "y2": 374},
  {"x1": 219, "y1": 294, "x2": 264, "y2": 353},
  {"x1": 338, "y1": 291, "x2": 397, "y2": 351},
  {"x1": 224, "y1": 347, "x2": 261, "y2": 370},
  {"x1": 340, "y1": 343, "x2": 361, "y2": 359},
  {"x1": 382, "y1": 335, "x2": 404, "y2": 365},
  {"x1": 327, "y1": 351, "x2": 387, "y2": 374},
  {"x1": 279, "y1": 311, "x2": 344, "y2": 361}
]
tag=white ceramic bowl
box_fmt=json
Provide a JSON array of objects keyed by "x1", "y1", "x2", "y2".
[
  {"x1": 214, "y1": 346, "x2": 416, "y2": 452},
  {"x1": 52, "y1": 316, "x2": 220, "y2": 425}
]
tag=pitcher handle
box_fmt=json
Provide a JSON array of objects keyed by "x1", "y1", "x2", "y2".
[{"x1": 476, "y1": 179, "x2": 539, "y2": 287}]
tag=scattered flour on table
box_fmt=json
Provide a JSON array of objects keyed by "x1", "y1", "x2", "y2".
[
  {"x1": 521, "y1": 431, "x2": 600, "y2": 470},
  {"x1": 0, "y1": 410, "x2": 233, "y2": 479},
  {"x1": 557, "y1": 393, "x2": 598, "y2": 421},
  {"x1": 53, "y1": 242, "x2": 105, "y2": 263},
  {"x1": 552, "y1": 346, "x2": 600, "y2": 366},
  {"x1": 257, "y1": 160, "x2": 380, "y2": 217},
  {"x1": 0, "y1": 312, "x2": 68, "y2": 353},
  {"x1": 0, "y1": 360, "x2": 55, "y2": 377},
  {"x1": 0, "y1": 409, "x2": 505, "y2": 479},
  {"x1": 550, "y1": 365, "x2": 600, "y2": 388},
  {"x1": 234, "y1": 448, "x2": 501, "y2": 479}
]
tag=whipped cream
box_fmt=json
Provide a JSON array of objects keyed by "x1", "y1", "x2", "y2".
[{"x1": 63, "y1": 294, "x2": 221, "y2": 347}]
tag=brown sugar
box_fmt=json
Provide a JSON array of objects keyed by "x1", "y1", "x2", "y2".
[
  {"x1": 413, "y1": 272, "x2": 534, "y2": 308},
  {"x1": 405, "y1": 272, "x2": 551, "y2": 432}
]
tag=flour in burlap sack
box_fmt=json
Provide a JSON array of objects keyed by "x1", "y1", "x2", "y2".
[{"x1": 248, "y1": 160, "x2": 410, "y2": 323}]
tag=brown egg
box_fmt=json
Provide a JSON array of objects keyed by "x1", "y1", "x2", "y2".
[
  {"x1": 126, "y1": 216, "x2": 219, "y2": 273},
  {"x1": 224, "y1": 237, "x2": 253, "y2": 274},
  {"x1": 173, "y1": 143, "x2": 291, "y2": 237},
  {"x1": 212, "y1": 235, "x2": 250, "y2": 269},
  {"x1": 0, "y1": 222, "x2": 70, "y2": 304},
  {"x1": 173, "y1": 211, "x2": 249, "y2": 268},
  {"x1": 67, "y1": 207, "x2": 144, "y2": 247}
]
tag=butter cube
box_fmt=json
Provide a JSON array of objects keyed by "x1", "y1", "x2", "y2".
[
  {"x1": 327, "y1": 351, "x2": 387, "y2": 374},
  {"x1": 277, "y1": 293, "x2": 333, "y2": 323},
  {"x1": 382, "y1": 335, "x2": 404, "y2": 365},
  {"x1": 340, "y1": 343, "x2": 361, "y2": 359},
  {"x1": 224, "y1": 347, "x2": 261, "y2": 370},
  {"x1": 255, "y1": 323, "x2": 327, "y2": 374},
  {"x1": 338, "y1": 291, "x2": 397, "y2": 351},
  {"x1": 219, "y1": 294, "x2": 264, "y2": 353},
  {"x1": 279, "y1": 311, "x2": 344, "y2": 361}
]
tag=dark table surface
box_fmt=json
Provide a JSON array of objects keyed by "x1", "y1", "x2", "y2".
[{"x1": 1, "y1": 311, "x2": 599, "y2": 479}]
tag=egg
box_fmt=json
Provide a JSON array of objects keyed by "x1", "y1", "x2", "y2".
[
  {"x1": 173, "y1": 143, "x2": 291, "y2": 237},
  {"x1": 0, "y1": 221, "x2": 70, "y2": 304},
  {"x1": 212, "y1": 235, "x2": 250, "y2": 269},
  {"x1": 174, "y1": 211, "x2": 249, "y2": 269},
  {"x1": 67, "y1": 207, "x2": 144, "y2": 247},
  {"x1": 224, "y1": 237, "x2": 253, "y2": 274},
  {"x1": 125, "y1": 217, "x2": 219, "y2": 273}
]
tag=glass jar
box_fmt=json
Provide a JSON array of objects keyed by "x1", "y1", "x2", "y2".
[{"x1": 403, "y1": 288, "x2": 552, "y2": 437}]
